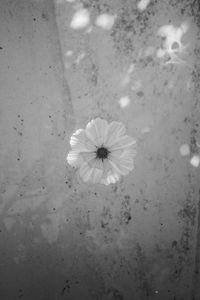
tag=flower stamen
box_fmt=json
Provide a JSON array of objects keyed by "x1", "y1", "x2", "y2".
[{"x1": 96, "y1": 145, "x2": 111, "y2": 161}]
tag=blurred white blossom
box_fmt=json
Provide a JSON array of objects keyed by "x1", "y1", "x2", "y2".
[{"x1": 70, "y1": 8, "x2": 90, "y2": 29}]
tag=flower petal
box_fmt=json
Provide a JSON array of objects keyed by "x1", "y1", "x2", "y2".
[
  {"x1": 81, "y1": 152, "x2": 96, "y2": 165},
  {"x1": 96, "y1": 118, "x2": 109, "y2": 145},
  {"x1": 79, "y1": 161, "x2": 93, "y2": 182},
  {"x1": 85, "y1": 118, "x2": 108, "y2": 146},
  {"x1": 109, "y1": 135, "x2": 136, "y2": 151},
  {"x1": 91, "y1": 160, "x2": 104, "y2": 184},
  {"x1": 101, "y1": 169, "x2": 120, "y2": 185},
  {"x1": 118, "y1": 147, "x2": 137, "y2": 159},
  {"x1": 70, "y1": 128, "x2": 96, "y2": 152},
  {"x1": 66, "y1": 150, "x2": 84, "y2": 167},
  {"x1": 100, "y1": 160, "x2": 121, "y2": 185},
  {"x1": 67, "y1": 151, "x2": 95, "y2": 168},
  {"x1": 106, "y1": 171, "x2": 120, "y2": 184},
  {"x1": 79, "y1": 158, "x2": 104, "y2": 184},
  {"x1": 108, "y1": 151, "x2": 134, "y2": 175},
  {"x1": 105, "y1": 121, "x2": 126, "y2": 148}
]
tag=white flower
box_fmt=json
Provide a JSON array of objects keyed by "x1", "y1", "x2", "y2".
[{"x1": 66, "y1": 118, "x2": 137, "y2": 185}]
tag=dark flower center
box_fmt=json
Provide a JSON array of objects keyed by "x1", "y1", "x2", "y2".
[{"x1": 96, "y1": 146, "x2": 110, "y2": 161}]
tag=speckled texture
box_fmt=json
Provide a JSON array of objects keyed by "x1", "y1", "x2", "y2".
[{"x1": 0, "y1": 0, "x2": 200, "y2": 299}]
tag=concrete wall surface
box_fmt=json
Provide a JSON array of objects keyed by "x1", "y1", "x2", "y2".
[{"x1": 0, "y1": 0, "x2": 200, "y2": 299}]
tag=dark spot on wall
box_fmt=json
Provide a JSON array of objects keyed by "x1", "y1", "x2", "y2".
[
  {"x1": 101, "y1": 221, "x2": 108, "y2": 228},
  {"x1": 172, "y1": 240, "x2": 178, "y2": 248},
  {"x1": 61, "y1": 279, "x2": 70, "y2": 295},
  {"x1": 18, "y1": 288, "x2": 23, "y2": 298},
  {"x1": 112, "y1": 185, "x2": 118, "y2": 193},
  {"x1": 184, "y1": 117, "x2": 190, "y2": 123},
  {"x1": 41, "y1": 12, "x2": 49, "y2": 21},
  {"x1": 160, "y1": 223, "x2": 164, "y2": 232},
  {"x1": 0, "y1": 46, "x2": 3, "y2": 50},
  {"x1": 123, "y1": 211, "x2": 132, "y2": 224},
  {"x1": 136, "y1": 91, "x2": 144, "y2": 98},
  {"x1": 65, "y1": 178, "x2": 72, "y2": 188}
]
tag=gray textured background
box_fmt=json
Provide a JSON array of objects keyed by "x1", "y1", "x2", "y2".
[{"x1": 0, "y1": 0, "x2": 200, "y2": 299}]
